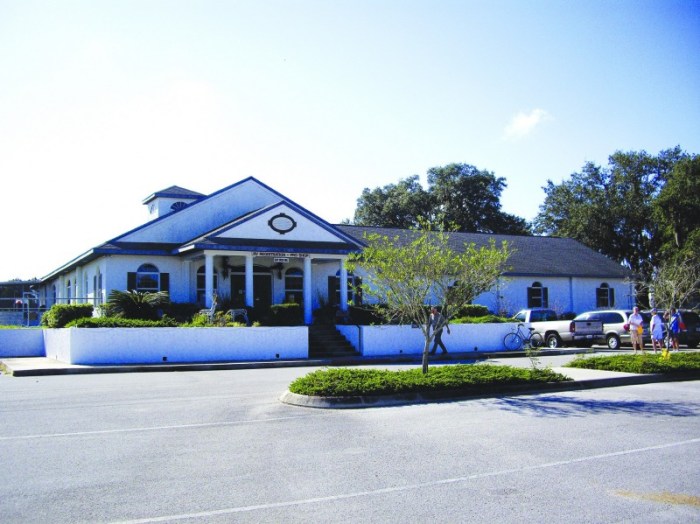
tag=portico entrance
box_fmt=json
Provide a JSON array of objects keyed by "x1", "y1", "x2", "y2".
[{"x1": 230, "y1": 270, "x2": 272, "y2": 310}]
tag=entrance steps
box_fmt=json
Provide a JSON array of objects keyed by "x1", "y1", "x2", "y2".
[{"x1": 308, "y1": 324, "x2": 359, "y2": 358}]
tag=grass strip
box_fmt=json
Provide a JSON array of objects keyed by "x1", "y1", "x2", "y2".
[{"x1": 566, "y1": 351, "x2": 700, "y2": 374}]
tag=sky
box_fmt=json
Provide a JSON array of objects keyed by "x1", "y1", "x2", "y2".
[{"x1": 1, "y1": 0, "x2": 699, "y2": 281}]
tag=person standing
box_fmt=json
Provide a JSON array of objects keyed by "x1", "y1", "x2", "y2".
[
  {"x1": 665, "y1": 307, "x2": 682, "y2": 351},
  {"x1": 649, "y1": 308, "x2": 664, "y2": 353},
  {"x1": 628, "y1": 306, "x2": 645, "y2": 353},
  {"x1": 429, "y1": 306, "x2": 450, "y2": 355}
]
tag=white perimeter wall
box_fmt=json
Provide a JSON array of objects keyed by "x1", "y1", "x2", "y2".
[
  {"x1": 44, "y1": 327, "x2": 308, "y2": 365},
  {"x1": 0, "y1": 329, "x2": 45, "y2": 357},
  {"x1": 337, "y1": 323, "x2": 522, "y2": 356}
]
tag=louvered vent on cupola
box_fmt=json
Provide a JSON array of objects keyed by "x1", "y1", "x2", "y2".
[{"x1": 142, "y1": 185, "x2": 205, "y2": 219}]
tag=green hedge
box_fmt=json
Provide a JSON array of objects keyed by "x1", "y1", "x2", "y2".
[
  {"x1": 41, "y1": 304, "x2": 94, "y2": 328},
  {"x1": 566, "y1": 352, "x2": 700, "y2": 374},
  {"x1": 67, "y1": 316, "x2": 179, "y2": 328},
  {"x1": 289, "y1": 365, "x2": 570, "y2": 397},
  {"x1": 268, "y1": 303, "x2": 303, "y2": 326}
]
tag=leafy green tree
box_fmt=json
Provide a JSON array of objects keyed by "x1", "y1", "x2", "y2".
[
  {"x1": 533, "y1": 147, "x2": 687, "y2": 286},
  {"x1": 353, "y1": 164, "x2": 529, "y2": 234},
  {"x1": 653, "y1": 154, "x2": 700, "y2": 261},
  {"x1": 645, "y1": 255, "x2": 700, "y2": 310},
  {"x1": 104, "y1": 290, "x2": 170, "y2": 320},
  {"x1": 353, "y1": 175, "x2": 431, "y2": 228},
  {"x1": 348, "y1": 226, "x2": 511, "y2": 373},
  {"x1": 427, "y1": 163, "x2": 530, "y2": 234}
]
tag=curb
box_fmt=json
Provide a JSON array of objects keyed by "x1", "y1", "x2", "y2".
[
  {"x1": 0, "y1": 349, "x2": 582, "y2": 377},
  {"x1": 280, "y1": 373, "x2": 700, "y2": 409}
]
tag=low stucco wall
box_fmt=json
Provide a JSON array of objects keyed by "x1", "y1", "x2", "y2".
[
  {"x1": 337, "y1": 323, "x2": 521, "y2": 356},
  {"x1": 0, "y1": 329, "x2": 45, "y2": 357},
  {"x1": 44, "y1": 326, "x2": 308, "y2": 365}
]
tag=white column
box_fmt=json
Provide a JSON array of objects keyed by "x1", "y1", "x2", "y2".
[
  {"x1": 205, "y1": 253, "x2": 214, "y2": 307},
  {"x1": 244, "y1": 254, "x2": 254, "y2": 307},
  {"x1": 303, "y1": 256, "x2": 312, "y2": 325},
  {"x1": 184, "y1": 260, "x2": 192, "y2": 303},
  {"x1": 75, "y1": 267, "x2": 82, "y2": 303},
  {"x1": 339, "y1": 258, "x2": 349, "y2": 311}
]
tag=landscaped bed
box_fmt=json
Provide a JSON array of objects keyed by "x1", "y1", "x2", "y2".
[
  {"x1": 565, "y1": 351, "x2": 700, "y2": 375},
  {"x1": 288, "y1": 364, "x2": 571, "y2": 398}
]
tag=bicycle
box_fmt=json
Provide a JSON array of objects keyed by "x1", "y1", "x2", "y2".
[{"x1": 503, "y1": 323, "x2": 544, "y2": 350}]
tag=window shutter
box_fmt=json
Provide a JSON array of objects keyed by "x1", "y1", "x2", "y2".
[
  {"x1": 609, "y1": 288, "x2": 615, "y2": 307},
  {"x1": 160, "y1": 273, "x2": 170, "y2": 292},
  {"x1": 527, "y1": 287, "x2": 535, "y2": 308},
  {"x1": 127, "y1": 272, "x2": 136, "y2": 291},
  {"x1": 542, "y1": 287, "x2": 549, "y2": 308}
]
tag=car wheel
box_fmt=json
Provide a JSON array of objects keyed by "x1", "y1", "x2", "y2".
[
  {"x1": 546, "y1": 334, "x2": 561, "y2": 348},
  {"x1": 607, "y1": 334, "x2": 620, "y2": 350}
]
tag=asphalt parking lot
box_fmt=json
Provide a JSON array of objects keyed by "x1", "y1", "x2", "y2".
[{"x1": 1, "y1": 353, "x2": 699, "y2": 523}]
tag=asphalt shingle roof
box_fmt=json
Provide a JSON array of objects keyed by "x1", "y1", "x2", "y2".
[{"x1": 335, "y1": 225, "x2": 631, "y2": 279}]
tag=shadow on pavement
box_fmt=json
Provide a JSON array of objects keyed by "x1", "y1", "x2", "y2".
[{"x1": 485, "y1": 394, "x2": 700, "y2": 418}]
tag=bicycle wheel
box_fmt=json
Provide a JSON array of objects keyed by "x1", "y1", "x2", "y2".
[
  {"x1": 503, "y1": 332, "x2": 523, "y2": 350},
  {"x1": 529, "y1": 332, "x2": 544, "y2": 348}
]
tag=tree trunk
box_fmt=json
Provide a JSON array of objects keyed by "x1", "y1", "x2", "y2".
[{"x1": 422, "y1": 338, "x2": 430, "y2": 374}]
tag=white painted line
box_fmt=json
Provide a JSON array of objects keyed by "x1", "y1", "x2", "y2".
[
  {"x1": 113, "y1": 437, "x2": 700, "y2": 523},
  {"x1": 0, "y1": 414, "x2": 327, "y2": 441}
]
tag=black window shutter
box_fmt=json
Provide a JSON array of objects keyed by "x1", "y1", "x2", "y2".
[
  {"x1": 527, "y1": 287, "x2": 535, "y2": 308},
  {"x1": 160, "y1": 273, "x2": 170, "y2": 292},
  {"x1": 542, "y1": 287, "x2": 549, "y2": 308},
  {"x1": 609, "y1": 288, "x2": 615, "y2": 307},
  {"x1": 127, "y1": 272, "x2": 136, "y2": 291}
]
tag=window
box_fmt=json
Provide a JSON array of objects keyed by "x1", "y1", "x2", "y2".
[
  {"x1": 196, "y1": 266, "x2": 219, "y2": 304},
  {"x1": 328, "y1": 271, "x2": 362, "y2": 306},
  {"x1": 596, "y1": 283, "x2": 615, "y2": 308},
  {"x1": 127, "y1": 264, "x2": 170, "y2": 293},
  {"x1": 284, "y1": 268, "x2": 303, "y2": 304},
  {"x1": 527, "y1": 282, "x2": 548, "y2": 308},
  {"x1": 66, "y1": 280, "x2": 72, "y2": 304},
  {"x1": 170, "y1": 201, "x2": 187, "y2": 211}
]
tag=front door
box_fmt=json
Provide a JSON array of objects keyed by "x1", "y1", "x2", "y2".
[{"x1": 230, "y1": 274, "x2": 272, "y2": 309}]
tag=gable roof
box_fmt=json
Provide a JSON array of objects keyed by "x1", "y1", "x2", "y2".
[
  {"x1": 41, "y1": 177, "x2": 362, "y2": 280},
  {"x1": 335, "y1": 225, "x2": 631, "y2": 279}
]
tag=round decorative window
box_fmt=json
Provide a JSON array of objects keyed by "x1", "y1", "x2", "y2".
[{"x1": 268, "y1": 213, "x2": 297, "y2": 234}]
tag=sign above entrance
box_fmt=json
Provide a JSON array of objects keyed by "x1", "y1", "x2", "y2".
[{"x1": 252, "y1": 252, "x2": 310, "y2": 259}]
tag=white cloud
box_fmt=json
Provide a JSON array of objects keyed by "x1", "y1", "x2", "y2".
[{"x1": 502, "y1": 108, "x2": 552, "y2": 140}]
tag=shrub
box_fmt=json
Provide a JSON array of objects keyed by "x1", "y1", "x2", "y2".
[
  {"x1": 162, "y1": 302, "x2": 201, "y2": 323},
  {"x1": 454, "y1": 304, "x2": 490, "y2": 318},
  {"x1": 451, "y1": 314, "x2": 510, "y2": 324},
  {"x1": 566, "y1": 352, "x2": 700, "y2": 374},
  {"x1": 103, "y1": 290, "x2": 170, "y2": 320},
  {"x1": 268, "y1": 303, "x2": 303, "y2": 326},
  {"x1": 41, "y1": 304, "x2": 94, "y2": 328},
  {"x1": 289, "y1": 365, "x2": 570, "y2": 397},
  {"x1": 348, "y1": 304, "x2": 391, "y2": 325},
  {"x1": 67, "y1": 316, "x2": 179, "y2": 328}
]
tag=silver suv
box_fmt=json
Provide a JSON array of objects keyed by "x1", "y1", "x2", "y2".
[{"x1": 573, "y1": 309, "x2": 650, "y2": 349}]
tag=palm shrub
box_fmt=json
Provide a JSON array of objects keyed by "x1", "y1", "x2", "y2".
[{"x1": 103, "y1": 290, "x2": 170, "y2": 320}]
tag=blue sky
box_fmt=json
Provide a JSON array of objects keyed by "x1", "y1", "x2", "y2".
[{"x1": 1, "y1": 0, "x2": 698, "y2": 281}]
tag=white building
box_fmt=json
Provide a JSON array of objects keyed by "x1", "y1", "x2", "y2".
[{"x1": 37, "y1": 177, "x2": 633, "y2": 323}]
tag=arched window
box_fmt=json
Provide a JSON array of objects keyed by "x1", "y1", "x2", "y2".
[
  {"x1": 127, "y1": 263, "x2": 170, "y2": 293},
  {"x1": 284, "y1": 268, "x2": 303, "y2": 304},
  {"x1": 170, "y1": 201, "x2": 187, "y2": 211},
  {"x1": 527, "y1": 281, "x2": 548, "y2": 308},
  {"x1": 197, "y1": 266, "x2": 219, "y2": 304},
  {"x1": 596, "y1": 282, "x2": 615, "y2": 308}
]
